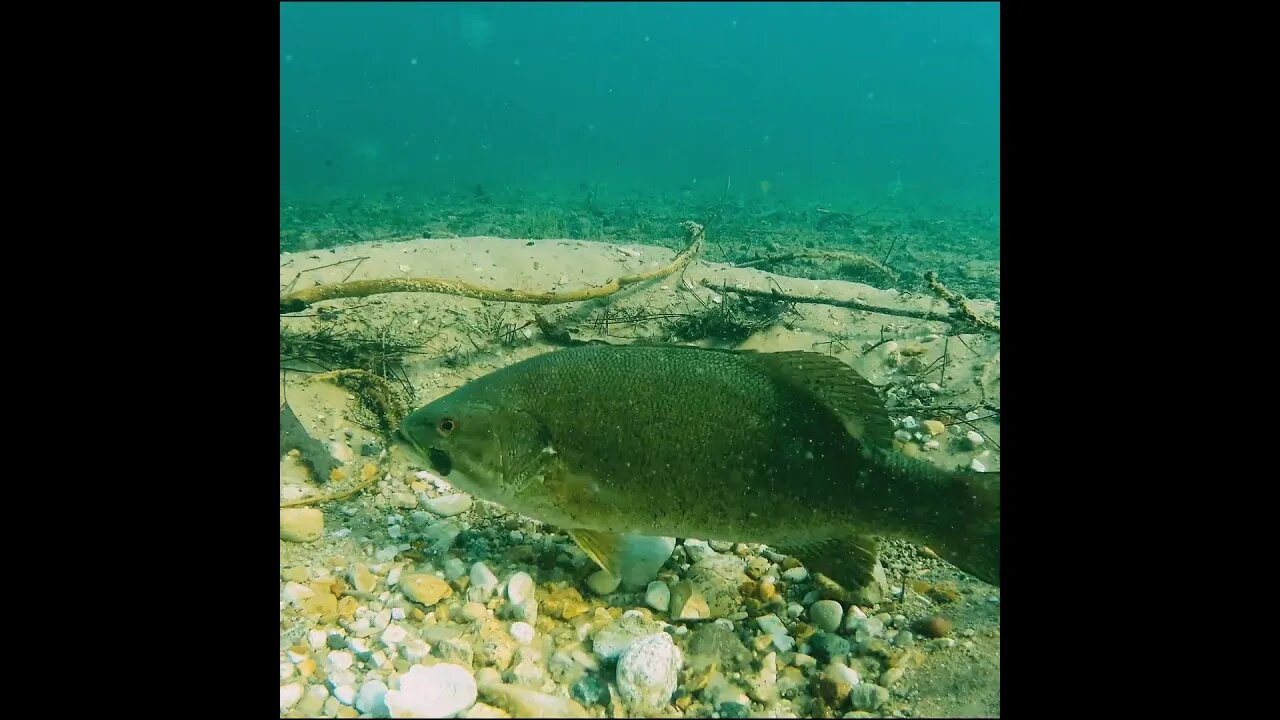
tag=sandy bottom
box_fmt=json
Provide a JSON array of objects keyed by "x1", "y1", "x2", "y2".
[{"x1": 279, "y1": 234, "x2": 1000, "y2": 718}]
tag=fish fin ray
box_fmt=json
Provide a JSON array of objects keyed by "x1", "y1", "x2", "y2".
[
  {"x1": 770, "y1": 533, "x2": 885, "y2": 591},
  {"x1": 568, "y1": 529, "x2": 626, "y2": 577},
  {"x1": 740, "y1": 350, "x2": 897, "y2": 451}
]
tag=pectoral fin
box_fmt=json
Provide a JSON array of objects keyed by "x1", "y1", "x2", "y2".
[
  {"x1": 769, "y1": 534, "x2": 887, "y2": 599},
  {"x1": 569, "y1": 529, "x2": 627, "y2": 577}
]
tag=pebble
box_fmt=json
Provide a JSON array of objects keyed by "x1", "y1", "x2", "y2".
[
  {"x1": 922, "y1": 419, "x2": 946, "y2": 436},
  {"x1": 782, "y1": 566, "x2": 809, "y2": 582},
  {"x1": 965, "y1": 430, "x2": 985, "y2": 448},
  {"x1": 327, "y1": 633, "x2": 348, "y2": 650},
  {"x1": 894, "y1": 429, "x2": 913, "y2": 442},
  {"x1": 809, "y1": 632, "x2": 851, "y2": 663},
  {"x1": 327, "y1": 650, "x2": 354, "y2": 670},
  {"x1": 355, "y1": 679, "x2": 389, "y2": 715},
  {"x1": 280, "y1": 508, "x2": 324, "y2": 543},
  {"x1": 470, "y1": 563, "x2": 500, "y2": 598},
  {"x1": 478, "y1": 682, "x2": 588, "y2": 717},
  {"x1": 808, "y1": 599, "x2": 843, "y2": 633},
  {"x1": 751, "y1": 651, "x2": 778, "y2": 702},
  {"x1": 645, "y1": 581, "x2": 671, "y2": 612},
  {"x1": 384, "y1": 663, "x2": 478, "y2": 718},
  {"x1": 683, "y1": 539, "x2": 718, "y2": 563},
  {"x1": 349, "y1": 563, "x2": 378, "y2": 594},
  {"x1": 400, "y1": 573, "x2": 453, "y2": 606},
  {"x1": 333, "y1": 684, "x2": 357, "y2": 706},
  {"x1": 881, "y1": 667, "x2": 905, "y2": 686},
  {"x1": 424, "y1": 493, "x2": 473, "y2": 517},
  {"x1": 444, "y1": 557, "x2": 469, "y2": 581},
  {"x1": 403, "y1": 639, "x2": 432, "y2": 663},
  {"x1": 297, "y1": 685, "x2": 329, "y2": 715},
  {"x1": 281, "y1": 662, "x2": 295, "y2": 681},
  {"x1": 616, "y1": 633, "x2": 683, "y2": 714},
  {"x1": 381, "y1": 623, "x2": 409, "y2": 647},
  {"x1": 709, "y1": 540, "x2": 734, "y2": 552},
  {"x1": 506, "y1": 572, "x2": 535, "y2": 605},
  {"x1": 510, "y1": 622, "x2": 535, "y2": 644},
  {"x1": 570, "y1": 674, "x2": 611, "y2": 707},
  {"x1": 849, "y1": 683, "x2": 890, "y2": 711},
  {"x1": 587, "y1": 569, "x2": 622, "y2": 595},
  {"x1": 593, "y1": 615, "x2": 662, "y2": 662},
  {"x1": 280, "y1": 683, "x2": 304, "y2": 712}
]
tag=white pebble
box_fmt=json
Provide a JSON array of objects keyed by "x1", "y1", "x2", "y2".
[
  {"x1": 786, "y1": 602, "x2": 804, "y2": 619},
  {"x1": 510, "y1": 621, "x2": 536, "y2": 644},
  {"x1": 388, "y1": 525, "x2": 403, "y2": 539},
  {"x1": 282, "y1": 582, "x2": 314, "y2": 606},
  {"x1": 965, "y1": 430, "x2": 985, "y2": 447},
  {"x1": 900, "y1": 416, "x2": 919, "y2": 430},
  {"x1": 923, "y1": 440, "x2": 940, "y2": 450},
  {"x1": 828, "y1": 662, "x2": 861, "y2": 687},
  {"x1": 645, "y1": 581, "x2": 671, "y2": 612},
  {"x1": 755, "y1": 614, "x2": 788, "y2": 636},
  {"x1": 782, "y1": 566, "x2": 809, "y2": 582},
  {"x1": 507, "y1": 571, "x2": 535, "y2": 605},
  {"x1": 327, "y1": 650, "x2": 354, "y2": 670},
  {"x1": 970, "y1": 458, "x2": 987, "y2": 472},
  {"x1": 470, "y1": 563, "x2": 500, "y2": 596},
  {"x1": 384, "y1": 663, "x2": 478, "y2": 718},
  {"x1": 683, "y1": 539, "x2": 718, "y2": 563},
  {"x1": 280, "y1": 683, "x2": 305, "y2": 712},
  {"x1": 308, "y1": 629, "x2": 328, "y2": 649},
  {"x1": 616, "y1": 633, "x2": 683, "y2": 714},
  {"x1": 391, "y1": 607, "x2": 406, "y2": 621},
  {"x1": 927, "y1": 382, "x2": 942, "y2": 392},
  {"x1": 330, "y1": 684, "x2": 355, "y2": 706},
  {"x1": 894, "y1": 430, "x2": 913, "y2": 442},
  {"x1": 281, "y1": 662, "x2": 296, "y2": 681},
  {"x1": 381, "y1": 624, "x2": 409, "y2": 647},
  {"x1": 374, "y1": 608, "x2": 392, "y2": 630},
  {"x1": 587, "y1": 569, "x2": 622, "y2": 595},
  {"x1": 423, "y1": 493, "x2": 473, "y2": 517},
  {"x1": 371, "y1": 650, "x2": 389, "y2": 668},
  {"x1": 402, "y1": 639, "x2": 431, "y2": 663},
  {"x1": 356, "y1": 679, "x2": 389, "y2": 715}
]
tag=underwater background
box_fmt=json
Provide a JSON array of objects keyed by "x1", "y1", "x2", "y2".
[{"x1": 280, "y1": 2, "x2": 1000, "y2": 718}]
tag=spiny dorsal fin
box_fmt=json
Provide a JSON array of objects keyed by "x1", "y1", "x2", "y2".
[{"x1": 741, "y1": 350, "x2": 897, "y2": 451}]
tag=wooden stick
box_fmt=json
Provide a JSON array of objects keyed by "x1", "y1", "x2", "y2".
[{"x1": 280, "y1": 221, "x2": 705, "y2": 313}]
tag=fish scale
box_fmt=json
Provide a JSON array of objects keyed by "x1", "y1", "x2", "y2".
[{"x1": 396, "y1": 342, "x2": 999, "y2": 591}]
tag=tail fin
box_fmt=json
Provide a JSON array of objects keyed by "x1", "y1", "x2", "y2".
[{"x1": 928, "y1": 467, "x2": 1000, "y2": 586}]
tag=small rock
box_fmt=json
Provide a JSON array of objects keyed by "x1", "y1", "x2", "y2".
[
  {"x1": 424, "y1": 493, "x2": 473, "y2": 517},
  {"x1": 478, "y1": 682, "x2": 588, "y2": 718},
  {"x1": 506, "y1": 571, "x2": 535, "y2": 605},
  {"x1": 809, "y1": 600, "x2": 844, "y2": 633},
  {"x1": 297, "y1": 685, "x2": 329, "y2": 715},
  {"x1": 444, "y1": 557, "x2": 469, "y2": 581},
  {"x1": 971, "y1": 458, "x2": 988, "y2": 472},
  {"x1": 750, "y1": 651, "x2": 778, "y2": 702},
  {"x1": 683, "y1": 539, "x2": 718, "y2": 563},
  {"x1": 401, "y1": 573, "x2": 453, "y2": 606},
  {"x1": 360, "y1": 441, "x2": 380, "y2": 456},
  {"x1": 280, "y1": 683, "x2": 305, "y2": 713},
  {"x1": 587, "y1": 569, "x2": 621, "y2": 595},
  {"x1": 645, "y1": 581, "x2": 671, "y2": 612},
  {"x1": 616, "y1": 633, "x2": 683, "y2": 714},
  {"x1": 849, "y1": 683, "x2": 890, "y2": 711},
  {"x1": 593, "y1": 614, "x2": 663, "y2": 662},
  {"x1": 881, "y1": 667, "x2": 905, "y2": 686},
  {"x1": 510, "y1": 621, "x2": 535, "y2": 644},
  {"x1": 668, "y1": 580, "x2": 711, "y2": 619},
  {"x1": 356, "y1": 679, "x2": 389, "y2": 715},
  {"x1": 894, "y1": 429, "x2": 913, "y2": 442},
  {"x1": 922, "y1": 419, "x2": 946, "y2": 436},
  {"x1": 965, "y1": 430, "x2": 985, "y2": 448},
  {"x1": 719, "y1": 701, "x2": 751, "y2": 718},
  {"x1": 470, "y1": 563, "x2": 500, "y2": 598},
  {"x1": 459, "y1": 702, "x2": 511, "y2": 719},
  {"x1": 810, "y1": 632, "x2": 851, "y2": 663},
  {"x1": 708, "y1": 540, "x2": 734, "y2": 552},
  {"x1": 381, "y1": 623, "x2": 409, "y2": 648},
  {"x1": 384, "y1": 663, "x2": 478, "y2": 718},
  {"x1": 782, "y1": 566, "x2": 809, "y2": 583},
  {"x1": 280, "y1": 508, "x2": 324, "y2": 542},
  {"x1": 349, "y1": 563, "x2": 378, "y2": 594},
  {"x1": 433, "y1": 636, "x2": 475, "y2": 666},
  {"x1": 570, "y1": 674, "x2": 611, "y2": 707},
  {"x1": 327, "y1": 650, "x2": 354, "y2": 670},
  {"x1": 333, "y1": 684, "x2": 357, "y2": 706}
]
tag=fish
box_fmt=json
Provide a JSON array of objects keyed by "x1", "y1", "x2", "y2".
[{"x1": 395, "y1": 343, "x2": 999, "y2": 593}]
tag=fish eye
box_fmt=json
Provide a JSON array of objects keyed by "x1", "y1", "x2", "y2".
[{"x1": 437, "y1": 417, "x2": 457, "y2": 436}]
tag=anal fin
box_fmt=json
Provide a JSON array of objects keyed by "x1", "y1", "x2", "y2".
[{"x1": 769, "y1": 534, "x2": 887, "y2": 601}]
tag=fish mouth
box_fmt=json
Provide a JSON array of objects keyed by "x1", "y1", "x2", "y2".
[{"x1": 427, "y1": 448, "x2": 453, "y2": 476}]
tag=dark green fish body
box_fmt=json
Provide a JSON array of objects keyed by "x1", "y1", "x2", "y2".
[{"x1": 397, "y1": 343, "x2": 999, "y2": 588}]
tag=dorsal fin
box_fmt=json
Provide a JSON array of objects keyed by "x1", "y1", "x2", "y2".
[{"x1": 738, "y1": 350, "x2": 897, "y2": 451}]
